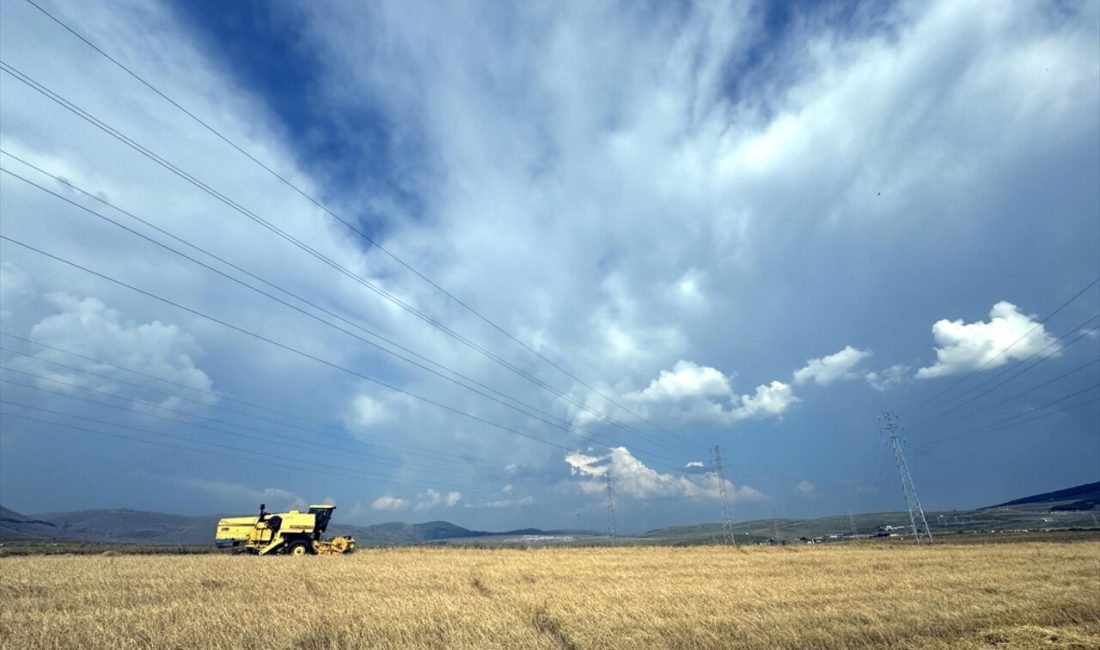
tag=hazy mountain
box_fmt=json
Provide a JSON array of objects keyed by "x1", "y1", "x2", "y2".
[
  {"x1": 1, "y1": 482, "x2": 1095, "y2": 547},
  {"x1": 0, "y1": 505, "x2": 58, "y2": 540},
  {"x1": 989, "y1": 481, "x2": 1099, "y2": 510},
  {"x1": 0, "y1": 506, "x2": 593, "y2": 546}
]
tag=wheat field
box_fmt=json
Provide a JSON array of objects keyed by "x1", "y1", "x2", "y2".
[{"x1": 1, "y1": 542, "x2": 1098, "y2": 649}]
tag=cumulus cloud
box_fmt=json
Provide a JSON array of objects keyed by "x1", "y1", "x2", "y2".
[
  {"x1": 0, "y1": 262, "x2": 33, "y2": 321},
  {"x1": 412, "y1": 488, "x2": 463, "y2": 511},
  {"x1": 793, "y1": 346, "x2": 873, "y2": 385},
  {"x1": 735, "y1": 381, "x2": 799, "y2": 420},
  {"x1": 795, "y1": 480, "x2": 815, "y2": 496},
  {"x1": 4, "y1": 292, "x2": 215, "y2": 410},
  {"x1": 464, "y1": 496, "x2": 535, "y2": 509},
  {"x1": 414, "y1": 489, "x2": 442, "y2": 511},
  {"x1": 348, "y1": 394, "x2": 392, "y2": 428},
  {"x1": 566, "y1": 446, "x2": 766, "y2": 502},
  {"x1": 632, "y1": 360, "x2": 732, "y2": 401},
  {"x1": 625, "y1": 361, "x2": 799, "y2": 425},
  {"x1": 168, "y1": 476, "x2": 303, "y2": 511},
  {"x1": 0, "y1": 0, "x2": 1094, "y2": 529},
  {"x1": 865, "y1": 364, "x2": 911, "y2": 391},
  {"x1": 370, "y1": 495, "x2": 408, "y2": 511},
  {"x1": 916, "y1": 302, "x2": 1058, "y2": 379},
  {"x1": 684, "y1": 461, "x2": 705, "y2": 469}
]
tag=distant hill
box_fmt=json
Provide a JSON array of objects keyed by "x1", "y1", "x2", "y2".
[
  {"x1": 989, "y1": 481, "x2": 1099, "y2": 510},
  {"x1": 0, "y1": 505, "x2": 593, "y2": 546},
  {"x1": 0, "y1": 505, "x2": 59, "y2": 540},
  {"x1": 3, "y1": 481, "x2": 1096, "y2": 547}
]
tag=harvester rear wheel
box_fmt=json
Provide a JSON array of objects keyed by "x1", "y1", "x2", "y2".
[{"x1": 286, "y1": 539, "x2": 313, "y2": 556}]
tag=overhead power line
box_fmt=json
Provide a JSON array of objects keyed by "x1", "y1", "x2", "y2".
[
  {"x1": 0, "y1": 234, "x2": 698, "y2": 476},
  {"x1": 0, "y1": 59, "x2": 693, "y2": 456},
  {"x1": 913, "y1": 383, "x2": 1100, "y2": 448},
  {"x1": 0, "y1": 395, "x2": 500, "y2": 490},
  {"x1": 901, "y1": 277, "x2": 1100, "y2": 417},
  {"x1": 0, "y1": 161, "x2": 678, "y2": 461},
  {"x1": 22, "y1": 0, "x2": 690, "y2": 446},
  {"x1": 0, "y1": 408, "x2": 502, "y2": 497},
  {"x1": 0, "y1": 367, "x2": 504, "y2": 479},
  {"x1": 906, "y1": 356, "x2": 1100, "y2": 434},
  {"x1": 0, "y1": 334, "x2": 509, "y2": 471},
  {"x1": 0, "y1": 234, "x2": 572, "y2": 451},
  {"x1": 907, "y1": 314, "x2": 1100, "y2": 428},
  {"x1": 0, "y1": 152, "x2": 600, "y2": 440},
  {"x1": 1, "y1": 329, "x2": 347, "y2": 430},
  {"x1": 913, "y1": 396, "x2": 1100, "y2": 451}
]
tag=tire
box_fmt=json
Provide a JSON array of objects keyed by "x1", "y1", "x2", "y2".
[{"x1": 286, "y1": 539, "x2": 313, "y2": 556}]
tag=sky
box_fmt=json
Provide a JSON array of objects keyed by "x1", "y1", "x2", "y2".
[{"x1": 0, "y1": 0, "x2": 1097, "y2": 534}]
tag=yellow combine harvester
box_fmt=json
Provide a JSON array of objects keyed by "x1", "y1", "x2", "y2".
[{"x1": 215, "y1": 504, "x2": 355, "y2": 555}]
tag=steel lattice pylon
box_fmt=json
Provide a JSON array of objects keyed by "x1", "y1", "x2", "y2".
[
  {"x1": 711, "y1": 445, "x2": 737, "y2": 545},
  {"x1": 603, "y1": 469, "x2": 616, "y2": 541},
  {"x1": 880, "y1": 412, "x2": 933, "y2": 544}
]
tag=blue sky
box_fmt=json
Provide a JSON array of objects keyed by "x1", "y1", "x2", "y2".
[{"x1": 0, "y1": 0, "x2": 1097, "y2": 533}]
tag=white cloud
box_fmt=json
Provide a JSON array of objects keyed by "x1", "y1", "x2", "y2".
[
  {"x1": 565, "y1": 446, "x2": 766, "y2": 502},
  {"x1": 916, "y1": 302, "x2": 1058, "y2": 379},
  {"x1": 168, "y1": 476, "x2": 303, "y2": 511},
  {"x1": 735, "y1": 381, "x2": 799, "y2": 420},
  {"x1": 624, "y1": 361, "x2": 799, "y2": 426},
  {"x1": 464, "y1": 495, "x2": 535, "y2": 509},
  {"x1": 865, "y1": 364, "x2": 911, "y2": 391},
  {"x1": 348, "y1": 394, "x2": 392, "y2": 428},
  {"x1": 684, "y1": 461, "x2": 705, "y2": 469},
  {"x1": 414, "y1": 489, "x2": 441, "y2": 511},
  {"x1": 632, "y1": 360, "x2": 732, "y2": 401},
  {"x1": 795, "y1": 480, "x2": 815, "y2": 496},
  {"x1": 370, "y1": 495, "x2": 408, "y2": 511},
  {"x1": 565, "y1": 451, "x2": 607, "y2": 477},
  {"x1": 5, "y1": 292, "x2": 215, "y2": 411},
  {"x1": 500, "y1": 484, "x2": 513, "y2": 494},
  {"x1": 0, "y1": 0, "x2": 1094, "y2": 528},
  {"x1": 412, "y1": 488, "x2": 462, "y2": 511},
  {"x1": 794, "y1": 346, "x2": 873, "y2": 385},
  {"x1": 0, "y1": 262, "x2": 33, "y2": 321}
]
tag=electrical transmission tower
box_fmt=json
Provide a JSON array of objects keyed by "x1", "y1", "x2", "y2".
[
  {"x1": 711, "y1": 445, "x2": 737, "y2": 545},
  {"x1": 604, "y1": 469, "x2": 616, "y2": 542},
  {"x1": 879, "y1": 412, "x2": 933, "y2": 544}
]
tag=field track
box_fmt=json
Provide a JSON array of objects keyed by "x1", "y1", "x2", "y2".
[{"x1": 2, "y1": 541, "x2": 1098, "y2": 649}]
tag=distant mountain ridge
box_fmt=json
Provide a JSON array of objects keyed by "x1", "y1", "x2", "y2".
[
  {"x1": 0, "y1": 505, "x2": 593, "y2": 546},
  {"x1": 989, "y1": 481, "x2": 1099, "y2": 509},
  {"x1": 0, "y1": 505, "x2": 59, "y2": 540},
  {"x1": 1, "y1": 481, "x2": 1096, "y2": 546}
]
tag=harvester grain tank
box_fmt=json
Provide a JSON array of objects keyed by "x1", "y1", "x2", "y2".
[{"x1": 215, "y1": 504, "x2": 355, "y2": 555}]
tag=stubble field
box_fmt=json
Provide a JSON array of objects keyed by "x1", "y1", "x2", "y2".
[{"x1": 1, "y1": 541, "x2": 1098, "y2": 649}]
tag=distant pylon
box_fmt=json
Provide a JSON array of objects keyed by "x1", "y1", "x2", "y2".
[
  {"x1": 848, "y1": 508, "x2": 858, "y2": 538},
  {"x1": 711, "y1": 445, "x2": 737, "y2": 545},
  {"x1": 604, "y1": 468, "x2": 616, "y2": 542},
  {"x1": 879, "y1": 412, "x2": 933, "y2": 544}
]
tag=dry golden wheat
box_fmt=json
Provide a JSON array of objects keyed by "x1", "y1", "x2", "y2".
[{"x1": 1, "y1": 541, "x2": 1098, "y2": 649}]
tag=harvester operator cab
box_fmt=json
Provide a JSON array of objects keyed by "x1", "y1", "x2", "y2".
[{"x1": 308, "y1": 504, "x2": 335, "y2": 538}]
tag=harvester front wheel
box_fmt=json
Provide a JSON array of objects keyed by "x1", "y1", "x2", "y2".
[{"x1": 286, "y1": 540, "x2": 313, "y2": 556}]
